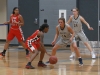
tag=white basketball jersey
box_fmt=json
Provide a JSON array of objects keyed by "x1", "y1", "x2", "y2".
[
  {"x1": 57, "y1": 24, "x2": 71, "y2": 39},
  {"x1": 72, "y1": 15, "x2": 83, "y2": 33}
]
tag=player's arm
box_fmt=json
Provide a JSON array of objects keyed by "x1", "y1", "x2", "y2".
[
  {"x1": 51, "y1": 26, "x2": 59, "y2": 45},
  {"x1": 80, "y1": 16, "x2": 93, "y2": 30},
  {"x1": 67, "y1": 25, "x2": 75, "y2": 42},
  {"x1": 66, "y1": 15, "x2": 72, "y2": 24},
  {"x1": 40, "y1": 41, "x2": 51, "y2": 56},
  {"x1": 4, "y1": 21, "x2": 10, "y2": 24},
  {"x1": 4, "y1": 15, "x2": 12, "y2": 25},
  {"x1": 39, "y1": 32, "x2": 46, "y2": 53},
  {"x1": 14, "y1": 15, "x2": 24, "y2": 26},
  {"x1": 37, "y1": 32, "x2": 51, "y2": 56},
  {"x1": 53, "y1": 26, "x2": 59, "y2": 42},
  {"x1": 40, "y1": 32, "x2": 44, "y2": 43},
  {"x1": 18, "y1": 15, "x2": 24, "y2": 26}
]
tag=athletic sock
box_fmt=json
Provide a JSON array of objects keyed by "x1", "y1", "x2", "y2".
[
  {"x1": 25, "y1": 49, "x2": 29, "y2": 55},
  {"x1": 2, "y1": 49, "x2": 6, "y2": 54},
  {"x1": 91, "y1": 51, "x2": 94, "y2": 55},
  {"x1": 39, "y1": 61, "x2": 42, "y2": 63},
  {"x1": 27, "y1": 62, "x2": 31, "y2": 65}
]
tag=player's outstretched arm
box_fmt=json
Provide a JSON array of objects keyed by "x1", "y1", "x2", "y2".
[
  {"x1": 80, "y1": 16, "x2": 94, "y2": 30},
  {"x1": 67, "y1": 25, "x2": 75, "y2": 42},
  {"x1": 66, "y1": 15, "x2": 72, "y2": 24},
  {"x1": 52, "y1": 26, "x2": 59, "y2": 45}
]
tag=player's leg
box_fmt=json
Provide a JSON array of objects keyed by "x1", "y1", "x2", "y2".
[
  {"x1": 0, "y1": 29, "x2": 14, "y2": 56},
  {"x1": 78, "y1": 32, "x2": 96, "y2": 58},
  {"x1": 26, "y1": 50, "x2": 39, "y2": 69},
  {"x1": 84, "y1": 42, "x2": 96, "y2": 58},
  {"x1": 52, "y1": 44, "x2": 61, "y2": 55},
  {"x1": 70, "y1": 45, "x2": 75, "y2": 58},
  {"x1": 25, "y1": 41, "x2": 39, "y2": 69},
  {"x1": 46, "y1": 44, "x2": 60, "y2": 64},
  {"x1": 38, "y1": 46, "x2": 47, "y2": 67},
  {"x1": 16, "y1": 29, "x2": 29, "y2": 57},
  {"x1": 51, "y1": 39, "x2": 62, "y2": 55},
  {"x1": 71, "y1": 42, "x2": 83, "y2": 66},
  {"x1": 46, "y1": 39, "x2": 61, "y2": 63},
  {"x1": 19, "y1": 41, "x2": 29, "y2": 57},
  {"x1": 69, "y1": 36, "x2": 80, "y2": 58}
]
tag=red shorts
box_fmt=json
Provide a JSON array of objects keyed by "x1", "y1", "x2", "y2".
[
  {"x1": 25, "y1": 40, "x2": 40, "y2": 53},
  {"x1": 7, "y1": 28, "x2": 24, "y2": 42}
]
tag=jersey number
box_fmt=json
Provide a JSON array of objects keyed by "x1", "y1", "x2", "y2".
[
  {"x1": 74, "y1": 24, "x2": 78, "y2": 27},
  {"x1": 12, "y1": 18, "x2": 17, "y2": 26},
  {"x1": 62, "y1": 35, "x2": 66, "y2": 37}
]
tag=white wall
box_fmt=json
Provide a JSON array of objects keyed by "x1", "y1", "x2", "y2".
[{"x1": 0, "y1": 0, "x2": 7, "y2": 39}]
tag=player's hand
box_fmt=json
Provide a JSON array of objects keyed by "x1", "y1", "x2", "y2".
[
  {"x1": 69, "y1": 37, "x2": 72, "y2": 42},
  {"x1": 14, "y1": 21, "x2": 19, "y2": 24},
  {"x1": 88, "y1": 27, "x2": 94, "y2": 30},
  {"x1": 46, "y1": 52, "x2": 51, "y2": 56},
  {"x1": 51, "y1": 41, "x2": 56, "y2": 46},
  {"x1": 4, "y1": 22, "x2": 8, "y2": 25}
]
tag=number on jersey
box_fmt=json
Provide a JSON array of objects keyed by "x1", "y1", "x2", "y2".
[
  {"x1": 74, "y1": 24, "x2": 78, "y2": 27},
  {"x1": 62, "y1": 35, "x2": 66, "y2": 37}
]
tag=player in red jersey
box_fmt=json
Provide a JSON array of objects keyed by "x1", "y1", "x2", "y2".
[
  {"x1": 0, "y1": 7, "x2": 29, "y2": 57},
  {"x1": 25, "y1": 24, "x2": 50, "y2": 69}
]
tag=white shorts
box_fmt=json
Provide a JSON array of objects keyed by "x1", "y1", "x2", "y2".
[
  {"x1": 56, "y1": 38, "x2": 76, "y2": 47},
  {"x1": 75, "y1": 31, "x2": 88, "y2": 43}
]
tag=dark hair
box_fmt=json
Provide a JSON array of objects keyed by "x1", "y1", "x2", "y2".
[
  {"x1": 58, "y1": 18, "x2": 65, "y2": 23},
  {"x1": 12, "y1": 7, "x2": 19, "y2": 14},
  {"x1": 39, "y1": 24, "x2": 49, "y2": 31}
]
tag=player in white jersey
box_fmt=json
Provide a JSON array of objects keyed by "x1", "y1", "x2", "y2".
[
  {"x1": 67, "y1": 8, "x2": 96, "y2": 58},
  {"x1": 47, "y1": 18, "x2": 83, "y2": 66}
]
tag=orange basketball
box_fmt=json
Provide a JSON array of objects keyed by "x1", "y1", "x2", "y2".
[{"x1": 49, "y1": 56, "x2": 58, "y2": 64}]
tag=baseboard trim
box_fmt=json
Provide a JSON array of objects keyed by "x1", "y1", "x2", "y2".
[
  {"x1": 0, "y1": 40, "x2": 6, "y2": 42},
  {"x1": 44, "y1": 44, "x2": 70, "y2": 47},
  {"x1": 9, "y1": 44, "x2": 19, "y2": 46}
]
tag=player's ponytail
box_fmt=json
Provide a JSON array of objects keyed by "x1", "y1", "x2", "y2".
[{"x1": 39, "y1": 24, "x2": 49, "y2": 31}]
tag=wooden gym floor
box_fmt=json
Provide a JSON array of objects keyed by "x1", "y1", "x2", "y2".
[{"x1": 0, "y1": 42, "x2": 100, "y2": 75}]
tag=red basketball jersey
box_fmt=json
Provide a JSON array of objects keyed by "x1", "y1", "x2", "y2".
[
  {"x1": 10, "y1": 14, "x2": 20, "y2": 29},
  {"x1": 27, "y1": 30, "x2": 40, "y2": 43}
]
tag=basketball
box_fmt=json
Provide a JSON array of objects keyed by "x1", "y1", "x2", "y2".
[{"x1": 49, "y1": 56, "x2": 58, "y2": 64}]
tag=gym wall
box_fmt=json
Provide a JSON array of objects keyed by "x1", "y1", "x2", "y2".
[
  {"x1": 77, "y1": 0, "x2": 98, "y2": 41},
  {"x1": 7, "y1": 0, "x2": 19, "y2": 45},
  {"x1": 0, "y1": 0, "x2": 99, "y2": 46},
  {"x1": 0, "y1": 0, "x2": 7, "y2": 40},
  {"x1": 39, "y1": 0, "x2": 76, "y2": 44}
]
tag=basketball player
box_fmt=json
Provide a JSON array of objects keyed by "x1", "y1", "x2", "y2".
[
  {"x1": 47, "y1": 18, "x2": 83, "y2": 66},
  {"x1": 67, "y1": 8, "x2": 96, "y2": 58},
  {"x1": 0, "y1": 7, "x2": 29, "y2": 57},
  {"x1": 25, "y1": 24, "x2": 50, "y2": 69}
]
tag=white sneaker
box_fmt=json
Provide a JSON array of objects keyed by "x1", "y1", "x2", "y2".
[
  {"x1": 92, "y1": 53, "x2": 96, "y2": 59},
  {"x1": 69, "y1": 52, "x2": 75, "y2": 58}
]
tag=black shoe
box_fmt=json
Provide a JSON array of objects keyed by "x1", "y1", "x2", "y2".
[
  {"x1": 78, "y1": 58, "x2": 83, "y2": 66},
  {"x1": 38, "y1": 62, "x2": 47, "y2": 67},
  {"x1": 25, "y1": 64, "x2": 35, "y2": 69},
  {"x1": 0, "y1": 52, "x2": 5, "y2": 56}
]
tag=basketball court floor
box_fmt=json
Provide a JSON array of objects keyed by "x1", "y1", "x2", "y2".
[{"x1": 0, "y1": 42, "x2": 100, "y2": 75}]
